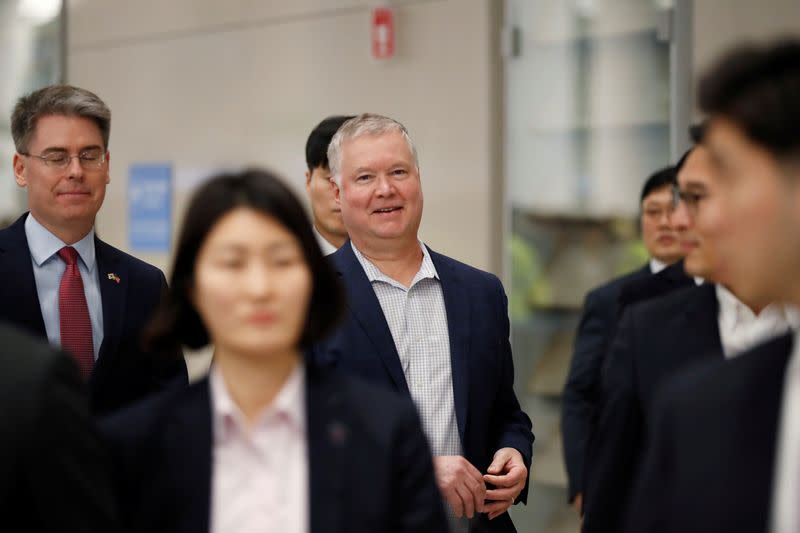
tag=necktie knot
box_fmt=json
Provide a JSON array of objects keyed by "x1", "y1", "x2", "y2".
[{"x1": 58, "y1": 246, "x2": 79, "y2": 266}]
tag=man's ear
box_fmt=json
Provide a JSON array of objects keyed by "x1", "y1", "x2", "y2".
[
  {"x1": 305, "y1": 169, "x2": 312, "y2": 192},
  {"x1": 13, "y1": 153, "x2": 28, "y2": 188},
  {"x1": 332, "y1": 178, "x2": 342, "y2": 206}
]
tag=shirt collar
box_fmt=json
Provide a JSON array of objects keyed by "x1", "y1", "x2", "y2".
[
  {"x1": 350, "y1": 240, "x2": 439, "y2": 289},
  {"x1": 313, "y1": 226, "x2": 339, "y2": 256},
  {"x1": 716, "y1": 284, "x2": 800, "y2": 331},
  {"x1": 649, "y1": 258, "x2": 667, "y2": 274},
  {"x1": 210, "y1": 361, "x2": 306, "y2": 445},
  {"x1": 24, "y1": 213, "x2": 96, "y2": 272}
]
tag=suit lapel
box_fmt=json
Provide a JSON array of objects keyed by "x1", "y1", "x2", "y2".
[
  {"x1": 332, "y1": 243, "x2": 408, "y2": 392},
  {"x1": 162, "y1": 381, "x2": 213, "y2": 533},
  {"x1": 94, "y1": 238, "x2": 128, "y2": 369},
  {"x1": 683, "y1": 283, "x2": 724, "y2": 359},
  {"x1": 428, "y1": 249, "x2": 470, "y2": 443},
  {"x1": 307, "y1": 365, "x2": 346, "y2": 533},
  {"x1": 0, "y1": 214, "x2": 46, "y2": 337}
]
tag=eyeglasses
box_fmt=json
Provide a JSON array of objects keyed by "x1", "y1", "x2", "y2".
[
  {"x1": 672, "y1": 184, "x2": 707, "y2": 215},
  {"x1": 19, "y1": 149, "x2": 106, "y2": 170}
]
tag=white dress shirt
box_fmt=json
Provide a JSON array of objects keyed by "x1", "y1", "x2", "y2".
[
  {"x1": 313, "y1": 226, "x2": 338, "y2": 256},
  {"x1": 210, "y1": 363, "x2": 308, "y2": 533},
  {"x1": 716, "y1": 285, "x2": 800, "y2": 358},
  {"x1": 770, "y1": 331, "x2": 800, "y2": 533},
  {"x1": 351, "y1": 241, "x2": 466, "y2": 532}
]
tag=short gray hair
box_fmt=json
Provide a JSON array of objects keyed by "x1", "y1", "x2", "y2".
[
  {"x1": 328, "y1": 113, "x2": 419, "y2": 185},
  {"x1": 11, "y1": 84, "x2": 111, "y2": 153}
]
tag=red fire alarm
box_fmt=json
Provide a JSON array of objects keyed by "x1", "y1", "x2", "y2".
[{"x1": 371, "y1": 7, "x2": 395, "y2": 60}]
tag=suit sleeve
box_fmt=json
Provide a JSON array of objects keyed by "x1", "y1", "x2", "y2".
[
  {"x1": 28, "y1": 354, "x2": 121, "y2": 532},
  {"x1": 152, "y1": 271, "x2": 188, "y2": 387},
  {"x1": 561, "y1": 289, "x2": 611, "y2": 502},
  {"x1": 624, "y1": 383, "x2": 677, "y2": 533},
  {"x1": 582, "y1": 308, "x2": 642, "y2": 533},
  {"x1": 392, "y1": 399, "x2": 450, "y2": 531},
  {"x1": 492, "y1": 281, "x2": 535, "y2": 504}
]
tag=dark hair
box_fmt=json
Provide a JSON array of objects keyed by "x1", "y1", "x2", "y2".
[
  {"x1": 674, "y1": 122, "x2": 708, "y2": 172},
  {"x1": 146, "y1": 168, "x2": 344, "y2": 353},
  {"x1": 305, "y1": 115, "x2": 355, "y2": 170},
  {"x1": 640, "y1": 166, "x2": 677, "y2": 203},
  {"x1": 11, "y1": 85, "x2": 111, "y2": 153},
  {"x1": 699, "y1": 38, "x2": 800, "y2": 160}
]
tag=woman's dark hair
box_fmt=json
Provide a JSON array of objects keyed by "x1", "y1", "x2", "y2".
[{"x1": 146, "y1": 168, "x2": 344, "y2": 352}]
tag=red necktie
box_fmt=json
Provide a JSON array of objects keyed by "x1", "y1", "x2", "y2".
[{"x1": 58, "y1": 246, "x2": 94, "y2": 378}]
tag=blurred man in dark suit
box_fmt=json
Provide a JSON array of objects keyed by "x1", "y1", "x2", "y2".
[
  {"x1": 627, "y1": 39, "x2": 800, "y2": 533},
  {"x1": 304, "y1": 115, "x2": 355, "y2": 255},
  {"x1": 0, "y1": 323, "x2": 118, "y2": 532},
  {"x1": 2, "y1": 85, "x2": 186, "y2": 415},
  {"x1": 583, "y1": 121, "x2": 800, "y2": 532},
  {"x1": 561, "y1": 166, "x2": 685, "y2": 511}
]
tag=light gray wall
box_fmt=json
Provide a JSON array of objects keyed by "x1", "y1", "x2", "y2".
[{"x1": 66, "y1": 0, "x2": 499, "y2": 274}]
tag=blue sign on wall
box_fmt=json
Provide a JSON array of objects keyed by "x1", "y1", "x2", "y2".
[{"x1": 128, "y1": 164, "x2": 171, "y2": 252}]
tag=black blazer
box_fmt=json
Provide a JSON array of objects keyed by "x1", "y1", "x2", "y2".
[
  {"x1": 99, "y1": 364, "x2": 449, "y2": 533},
  {"x1": 626, "y1": 333, "x2": 793, "y2": 533},
  {"x1": 0, "y1": 323, "x2": 119, "y2": 532},
  {"x1": 561, "y1": 263, "x2": 651, "y2": 502},
  {"x1": 583, "y1": 283, "x2": 723, "y2": 533},
  {"x1": 617, "y1": 259, "x2": 694, "y2": 312},
  {"x1": 311, "y1": 242, "x2": 534, "y2": 532},
  {"x1": 0, "y1": 214, "x2": 187, "y2": 415}
]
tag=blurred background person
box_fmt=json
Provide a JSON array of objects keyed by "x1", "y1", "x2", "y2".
[
  {"x1": 561, "y1": 164, "x2": 685, "y2": 514},
  {"x1": 312, "y1": 113, "x2": 533, "y2": 532},
  {"x1": 305, "y1": 115, "x2": 355, "y2": 255},
  {"x1": 100, "y1": 169, "x2": 448, "y2": 533},
  {"x1": 583, "y1": 121, "x2": 799, "y2": 532},
  {"x1": 2, "y1": 84, "x2": 186, "y2": 415},
  {"x1": 0, "y1": 323, "x2": 119, "y2": 532},
  {"x1": 626, "y1": 38, "x2": 800, "y2": 533}
]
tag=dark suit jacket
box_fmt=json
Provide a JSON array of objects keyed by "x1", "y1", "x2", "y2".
[
  {"x1": 626, "y1": 333, "x2": 793, "y2": 533},
  {"x1": 99, "y1": 364, "x2": 448, "y2": 533},
  {"x1": 311, "y1": 242, "x2": 534, "y2": 532},
  {"x1": 583, "y1": 283, "x2": 723, "y2": 533},
  {"x1": 0, "y1": 214, "x2": 187, "y2": 415},
  {"x1": 617, "y1": 259, "x2": 694, "y2": 312},
  {"x1": 0, "y1": 323, "x2": 119, "y2": 532},
  {"x1": 561, "y1": 263, "x2": 651, "y2": 502}
]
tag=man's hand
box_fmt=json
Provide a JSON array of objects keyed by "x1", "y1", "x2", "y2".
[
  {"x1": 482, "y1": 447, "x2": 528, "y2": 520},
  {"x1": 573, "y1": 493, "x2": 583, "y2": 515},
  {"x1": 433, "y1": 455, "x2": 487, "y2": 519}
]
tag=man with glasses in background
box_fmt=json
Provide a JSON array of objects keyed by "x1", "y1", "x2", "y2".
[
  {"x1": 0, "y1": 84, "x2": 186, "y2": 415},
  {"x1": 582, "y1": 124, "x2": 800, "y2": 533},
  {"x1": 562, "y1": 165, "x2": 686, "y2": 515}
]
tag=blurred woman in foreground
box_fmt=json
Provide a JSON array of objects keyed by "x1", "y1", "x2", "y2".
[{"x1": 101, "y1": 168, "x2": 447, "y2": 533}]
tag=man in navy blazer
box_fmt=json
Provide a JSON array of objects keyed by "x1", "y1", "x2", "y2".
[
  {"x1": 3, "y1": 85, "x2": 186, "y2": 415},
  {"x1": 626, "y1": 39, "x2": 800, "y2": 533},
  {"x1": 310, "y1": 114, "x2": 533, "y2": 532},
  {"x1": 584, "y1": 119, "x2": 800, "y2": 531},
  {"x1": 560, "y1": 166, "x2": 686, "y2": 510}
]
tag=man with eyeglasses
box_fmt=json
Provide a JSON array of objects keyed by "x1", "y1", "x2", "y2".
[
  {"x1": 582, "y1": 123, "x2": 800, "y2": 533},
  {"x1": 561, "y1": 166, "x2": 685, "y2": 514},
  {"x1": 1, "y1": 84, "x2": 187, "y2": 415},
  {"x1": 626, "y1": 39, "x2": 800, "y2": 533}
]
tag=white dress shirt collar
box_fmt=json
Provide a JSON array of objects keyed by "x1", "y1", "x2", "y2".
[
  {"x1": 210, "y1": 361, "x2": 306, "y2": 445},
  {"x1": 25, "y1": 213, "x2": 96, "y2": 272},
  {"x1": 313, "y1": 226, "x2": 339, "y2": 256},
  {"x1": 716, "y1": 284, "x2": 800, "y2": 358},
  {"x1": 649, "y1": 258, "x2": 667, "y2": 274},
  {"x1": 350, "y1": 240, "x2": 439, "y2": 289}
]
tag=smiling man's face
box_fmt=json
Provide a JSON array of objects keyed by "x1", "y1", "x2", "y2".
[{"x1": 335, "y1": 130, "x2": 423, "y2": 251}]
